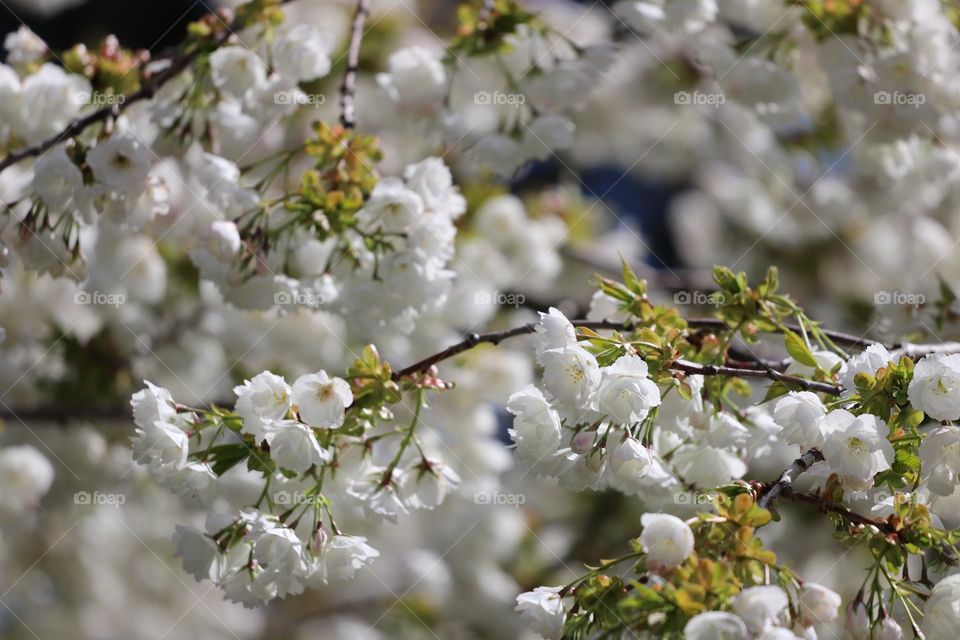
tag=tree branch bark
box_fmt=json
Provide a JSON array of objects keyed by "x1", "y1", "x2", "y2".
[
  {"x1": 0, "y1": 39, "x2": 219, "y2": 172},
  {"x1": 391, "y1": 319, "x2": 843, "y2": 394},
  {"x1": 780, "y1": 489, "x2": 896, "y2": 534},
  {"x1": 758, "y1": 448, "x2": 824, "y2": 509},
  {"x1": 339, "y1": 0, "x2": 371, "y2": 129}
]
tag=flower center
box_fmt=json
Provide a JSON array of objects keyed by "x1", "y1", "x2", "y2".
[
  {"x1": 316, "y1": 383, "x2": 335, "y2": 401},
  {"x1": 565, "y1": 363, "x2": 585, "y2": 383},
  {"x1": 846, "y1": 436, "x2": 867, "y2": 454},
  {"x1": 111, "y1": 153, "x2": 132, "y2": 170}
]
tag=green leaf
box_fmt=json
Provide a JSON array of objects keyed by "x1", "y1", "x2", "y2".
[
  {"x1": 621, "y1": 257, "x2": 646, "y2": 295},
  {"x1": 713, "y1": 266, "x2": 739, "y2": 292},
  {"x1": 783, "y1": 329, "x2": 818, "y2": 368}
]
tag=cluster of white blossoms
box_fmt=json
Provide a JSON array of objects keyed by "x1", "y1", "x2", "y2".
[
  {"x1": 517, "y1": 510, "x2": 846, "y2": 640},
  {"x1": 130, "y1": 366, "x2": 465, "y2": 606},
  {"x1": 0, "y1": 40, "x2": 90, "y2": 145},
  {"x1": 684, "y1": 582, "x2": 844, "y2": 640},
  {"x1": 773, "y1": 348, "x2": 960, "y2": 518},
  {"x1": 5, "y1": 17, "x2": 338, "y2": 274},
  {"x1": 0, "y1": 443, "x2": 54, "y2": 527},
  {"x1": 6, "y1": 1, "x2": 960, "y2": 638},
  {"x1": 503, "y1": 0, "x2": 960, "y2": 319},
  {"x1": 507, "y1": 307, "x2": 667, "y2": 494},
  {"x1": 179, "y1": 20, "x2": 333, "y2": 143},
  {"x1": 373, "y1": 24, "x2": 616, "y2": 179},
  {"x1": 508, "y1": 304, "x2": 778, "y2": 504},
  {"x1": 332, "y1": 157, "x2": 466, "y2": 335},
  {"x1": 0, "y1": 16, "x2": 478, "y2": 342},
  {"x1": 185, "y1": 153, "x2": 467, "y2": 332}
]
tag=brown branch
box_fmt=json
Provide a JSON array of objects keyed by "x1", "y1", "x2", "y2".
[
  {"x1": 726, "y1": 347, "x2": 791, "y2": 371},
  {"x1": 781, "y1": 490, "x2": 895, "y2": 534},
  {"x1": 339, "y1": 0, "x2": 371, "y2": 129},
  {"x1": 390, "y1": 319, "x2": 842, "y2": 394},
  {"x1": 683, "y1": 318, "x2": 878, "y2": 351},
  {"x1": 0, "y1": 26, "x2": 241, "y2": 172},
  {"x1": 758, "y1": 448, "x2": 824, "y2": 509},
  {"x1": 672, "y1": 361, "x2": 841, "y2": 395},
  {"x1": 391, "y1": 320, "x2": 628, "y2": 379}
]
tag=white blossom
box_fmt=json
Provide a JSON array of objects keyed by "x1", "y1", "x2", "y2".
[
  {"x1": 172, "y1": 525, "x2": 222, "y2": 581},
  {"x1": 262, "y1": 420, "x2": 330, "y2": 473},
  {"x1": 798, "y1": 582, "x2": 841, "y2": 626},
  {"x1": 507, "y1": 384, "x2": 563, "y2": 461},
  {"x1": 4, "y1": 26, "x2": 46, "y2": 67},
  {"x1": 841, "y1": 343, "x2": 893, "y2": 392},
  {"x1": 87, "y1": 135, "x2": 153, "y2": 194},
  {"x1": 132, "y1": 420, "x2": 190, "y2": 471},
  {"x1": 32, "y1": 145, "x2": 82, "y2": 211},
  {"x1": 234, "y1": 372, "x2": 292, "y2": 441},
  {"x1": 604, "y1": 437, "x2": 653, "y2": 494},
  {"x1": 773, "y1": 391, "x2": 827, "y2": 448},
  {"x1": 923, "y1": 574, "x2": 960, "y2": 640},
  {"x1": 209, "y1": 46, "x2": 267, "y2": 98},
  {"x1": 821, "y1": 410, "x2": 894, "y2": 490},
  {"x1": 0, "y1": 445, "x2": 54, "y2": 516},
  {"x1": 540, "y1": 344, "x2": 602, "y2": 413},
  {"x1": 733, "y1": 585, "x2": 789, "y2": 634},
  {"x1": 291, "y1": 371, "x2": 353, "y2": 428},
  {"x1": 377, "y1": 46, "x2": 446, "y2": 113},
  {"x1": 595, "y1": 354, "x2": 661, "y2": 424},
  {"x1": 272, "y1": 25, "x2": 331, "y2": 84},
  {"x1": 909, "y1": 353, "x2": 960, "y2": 422},
  {"x1": 876, "y1": 617, "x2": 904, "y2": 640},
  {"x1": 639, "y1": 512, "x2": 694, "y2": 570},
  {"x1": 323, "y1": 535, "x2": 380, "y2": 581},
  {"x1": 683, "y1": 611, "x2": 748, "y2": 640},
  {"x1": 515, "y1": 586, "x2": 565, "y2": 640},
  {"x1": 130, "y1": 381, "x2": 177, "y2": 430}
]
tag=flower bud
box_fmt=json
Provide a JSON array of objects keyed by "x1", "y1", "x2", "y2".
[
  {"x1": 570, "y1": 430, "x2": 595, "y2": 454},
  {"x1": 845, "y1": 600, "x2": 870, "y2": 640}
]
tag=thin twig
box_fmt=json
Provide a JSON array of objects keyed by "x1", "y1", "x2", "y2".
[
  {"x1": 0, "y1": 17, "x2": 251, "y2": 173},
  {"x1": 391, "y1": 319, "x2": 626, "y2": 379},
  {"x1": 758, "y1": 448, "x2": 824, "y2": 509},
  {"x1": 781, "y1": 490, "x2": 895, "y2": 534},
  {"x1": 390, "y1": 318, "x2": 843, "y2": 394},
  {"x1": 684, "y1": 318, "x2": 878, "y2": 350},
  {"x1": 339, "y1": 0, "x2": 371, "y2": 129},
  {"x1": 673, "y1": 361, "x2": 841, "y2": 395}
]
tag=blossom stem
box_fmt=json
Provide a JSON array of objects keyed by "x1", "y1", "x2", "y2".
[{"x1": 379, "y1": 388, "x2": 424, "y2": 487}]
